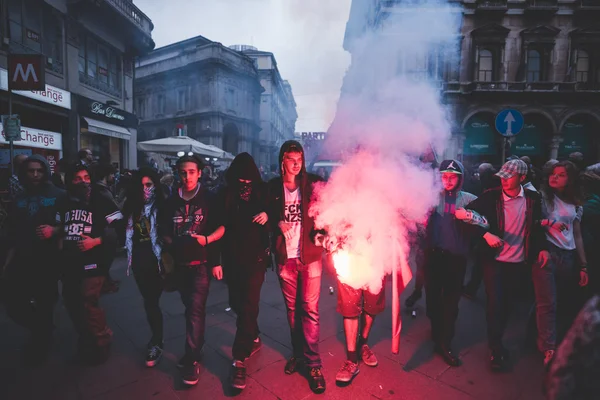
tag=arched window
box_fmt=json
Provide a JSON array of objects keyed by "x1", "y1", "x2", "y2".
[
  {"x1": 576, "y1": 50, "x2": 589, "y2": 83},
  {"x1": 478, "y1": 49, "x2": 494, "y2": 82},
  {"x1": 527, "y1": 49, "x2": 541, "y2": 82}
]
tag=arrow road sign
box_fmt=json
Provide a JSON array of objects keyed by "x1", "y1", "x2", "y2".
[{"x1": 495, "y1": 109, "x2": 524, "y2": 137}]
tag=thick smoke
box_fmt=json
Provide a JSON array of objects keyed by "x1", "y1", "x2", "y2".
[{"x1": 310, "y1": 1, "x2": 461, "y2": 293}]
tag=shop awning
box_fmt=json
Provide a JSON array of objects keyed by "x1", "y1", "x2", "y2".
[
  {"x1": 83, "y1": 117, "x2": 131, "y2": 140},
  {"x1": 463, "y1": 116, "x2": 498, "y2": 155},
  {"x1": 137, "y1": 135, "x2": 233, "y2": 160}
]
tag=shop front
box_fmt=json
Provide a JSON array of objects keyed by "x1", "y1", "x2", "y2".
[
  {"x1": 559, "y1": 115, "x2": 596, "y2": 163},
  {"x1": 0, "y1": 126, "x2": 62, "y2": 192},
  {"x1": 511, "y1": 115, "x2": 547, "y2": 166},
  {"x1": 76, "y1": 95, "x2": 138, "y2": 170},
  {"x1": 462, "y1": 114, "x2": 500, "y2": 167}
]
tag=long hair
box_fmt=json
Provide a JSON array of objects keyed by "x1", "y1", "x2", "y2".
[
  {"x1": 541, "y1": 160, "x2": 582, "y2": 210},
  {"x1": 122, "y1": 167, "x2": 164, "y2": 222}
]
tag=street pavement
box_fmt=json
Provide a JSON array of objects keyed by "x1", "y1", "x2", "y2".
[{"x1": 0, "y1": 256, "x2": 547, "y2": 400}]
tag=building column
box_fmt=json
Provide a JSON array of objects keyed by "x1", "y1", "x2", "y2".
[{"x1": 550, "y1": 134, "x2": 561, "y2": 160}]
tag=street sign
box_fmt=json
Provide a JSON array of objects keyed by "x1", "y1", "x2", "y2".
[
  {"x1": 495, "y1": 109, "x2": 524, "y2": 137},
  {"x1": 2, "y1": 115, "x2": 21, "y2": 141},
  {"x1": 7, "y1": 54, "x2": 45, "y2": 91}
]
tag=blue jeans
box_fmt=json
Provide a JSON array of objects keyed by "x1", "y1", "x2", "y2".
[
  {"x1": 278, "y1": 258, "x2": 322, "y2": 368},
  {"x1": 176, "y1": 265, "x2": 210, "y2": 361},
  {"x1": 532, "y1": 244, "x2": 577, "y2": 352}
]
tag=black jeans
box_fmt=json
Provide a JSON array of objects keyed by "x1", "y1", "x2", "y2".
[
  {"x1": 424, "y1": 248, "x2": 467, "y2": 347},
  {"x1": 483, "y1": 259, "x2": 530, "y2": 352},
  {"x1": 132, "y1": 244, "x2": 164, "y2": 346},
  {"x1": 4, "y1": 259, "x2": 58, "y2": 342},
  {"x1": 175, "y1": 264, "x2": 210, "y2": 361},
  {"x1": 226, "y1": 265, "x2": 265, "y2": 361},
  {"x1": 278, "y1": 258, "x2": 322, "y2": 368},
  {"x1": 62, "y1": 275, "x2": 112, "y2": 349},
  {"x1": 465, "y1": 243, "x2": 486, "y2": 292}
]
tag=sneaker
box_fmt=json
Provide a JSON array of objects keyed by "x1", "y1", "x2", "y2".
[
  {"x1": 250, "y1": 337, "x2": 262, "y2": 357},
  {"x1": 145, "y1": 344, "x2": 163, "y2": 367},
  {"x1": 544, "y1": 350, "x2": 555, "y2": 366},
  {"x1": 434, "y1": 344, "x2": 461, "y2": 367},
  {"x1": 404, "y1": 290, "x2": 422, "y2": 308},
  {"x1": 230, "y1": 360, "x2": 247, "y2": 390},
  {"x1": 336, "y1": 360, "x2": 359, "y2": 383},
  {"x1": 360, "y1": 344, "x2": 378, "y2": 367},
  {"x1": 181, "y1": 361, "x2": 200, "y2": 386},
  {"x1": 284, "y1": 356, "x2": 301, "y2": 375},
  {"x1": 309, "y1": 366, "x2": 326, "y2": 394}
]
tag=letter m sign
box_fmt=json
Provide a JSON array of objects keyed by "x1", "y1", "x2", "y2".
[{"x1": 8, "y1": 54, "x2": 46, "y2": 90}]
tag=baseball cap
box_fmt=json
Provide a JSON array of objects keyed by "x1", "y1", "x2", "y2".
[
  {"x1": 496, "y1": 159, "x2": 528, "y2": 179},
  {"x1": 439, "y1": 160, "x2": 462, "y2": 174}
]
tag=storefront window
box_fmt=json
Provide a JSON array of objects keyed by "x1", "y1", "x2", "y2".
[
  {"x1": 98, "y1": 45, "x2": 109, "y2": 85},
  {"x1": 43, "y1": 8, "x2": 63, "y2": 74}
]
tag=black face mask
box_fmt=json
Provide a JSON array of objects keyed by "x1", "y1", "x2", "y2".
[
  {"x1": 72, "y1": 182, "x2": 91, "y2": 203},
  {"x1": 239, "y1": 182, "x2": 252, "y2": 201}
]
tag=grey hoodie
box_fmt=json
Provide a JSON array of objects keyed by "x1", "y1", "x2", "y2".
[{"x1": 8, "y1": 155, "x2": 66, "y2": 261}]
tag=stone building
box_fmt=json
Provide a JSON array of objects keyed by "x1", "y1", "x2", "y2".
[
  {"x1": 0, "y1": 0, "x2": 154, "y2": 180},
  {"x1": 231, "y1": 45, "x2": 298, "y2": 169},
  {"x1": 341, "y1": 0, "x2": 600, "y2": 167},
  {"x1": 134, "y1": 36, "x2": 263, "y2": 159}
]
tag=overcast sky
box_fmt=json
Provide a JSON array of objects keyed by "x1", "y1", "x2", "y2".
[{"x1": 135, "y1": 0, "x2": 352, "y2": 133}]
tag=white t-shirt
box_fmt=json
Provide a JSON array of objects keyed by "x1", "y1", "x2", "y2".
[
  {"x1": 543, "y1": 196, "x2": 583, "y2": 251},
  {"x1": 497, "y1": 187, "x2": 527, "y2": 263},
  {"x1": 284, "y1": 186, "x2": 302, "y2": 259}
]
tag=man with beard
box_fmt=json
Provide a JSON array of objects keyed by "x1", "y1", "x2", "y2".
[
  {"x1": 2, "y1": 155, "x2": 65, "y2": 364},
  {"x1": 268, "y1": 141, "x2": 326, "y2": 394},
  {"x1": 161, "y1": 154, "x2": 225, "y2": 386},
  {"x1": 220, "y1": 153, "x2": 270, "y2": 390},
  {"x1": 57, "y1": 164, "x2": 122, "y2": 364}
]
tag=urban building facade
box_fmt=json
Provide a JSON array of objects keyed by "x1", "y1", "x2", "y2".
[
  {"x1": 0, "y1": 0, "x2": 154, "y2": 191},
  {"x1": 134, "y1": 37, "x2": 263, "y2": 162},
  {"x1": 341, "y1": 0, "x2": 600, "y2": 168},
  {"x1": 233, "y1": 45, "x2": 298, "y2": 169}
]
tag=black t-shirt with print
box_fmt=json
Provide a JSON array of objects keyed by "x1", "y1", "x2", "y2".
[
  {"x1": 133, "y1": 214, "x2": 152, "y2": 244},
  {"x1": 57, "y1": 193, "x2": 123, "y2": 277}
]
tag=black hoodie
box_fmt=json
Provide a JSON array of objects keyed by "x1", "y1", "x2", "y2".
[
  {"x1": 267, "y1": 141, "x2": 324, "y2": 266},
  {"x1": 220, "y1": 153, "x2": 270, "y2": 269},
  {"x1": 7, "y1": 155, "x2": 66, "y2": 264}
]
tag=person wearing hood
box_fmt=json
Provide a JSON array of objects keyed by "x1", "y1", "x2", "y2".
[
  {"x1": 56, "y1": 163, "x2": 123, "y2": 365},
  {"x1": 267, "y1": 140, "x2": 326, "y2": 394},
  {"x1": 219, "y1": 153, "x2": 270, "y2": 390},
  {"x1": 123, "y1": 167, "x2": 166, "y2": 368},
  {"x1": 424, "y1": 159, "x2": 488, "y2": 366},
  {"x1": 2, "y1": 155, "x2": 65, "y2": 364}
]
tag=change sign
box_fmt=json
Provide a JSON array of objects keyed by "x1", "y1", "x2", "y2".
[{"x1": 8, "y1": 54, "x2": 45, "y2": 91}]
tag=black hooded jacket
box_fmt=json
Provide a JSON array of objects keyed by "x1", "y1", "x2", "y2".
[
  {"x1": 7, "y1": 155, "x2": 66, "y2": 263},
  {"x1": 219, "y1": 152, "x2": 270, "y2": 269},
  {"x1": 267, "y1": 141, "x2": 324, "y2": 266}
]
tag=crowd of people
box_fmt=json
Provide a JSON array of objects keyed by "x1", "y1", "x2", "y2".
[{"x1": 1, "y1": 143, "x2": 599, "y2": 397}]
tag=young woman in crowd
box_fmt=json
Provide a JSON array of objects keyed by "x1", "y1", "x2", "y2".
[
  {"x1": 533, "y1": 161, "x2": 589, "y2": 366},
  {"x1": 123, "y1": 167, "x2": 166, "y2": 367}
]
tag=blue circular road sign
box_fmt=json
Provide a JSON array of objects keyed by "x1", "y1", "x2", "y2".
[{"x1": 495, "y1": 109, "x2": 524, "y2": 137}]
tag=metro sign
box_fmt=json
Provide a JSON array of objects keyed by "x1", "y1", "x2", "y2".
[{"x1": 8, "y1": 54, "x2": 45, "y2": 91}]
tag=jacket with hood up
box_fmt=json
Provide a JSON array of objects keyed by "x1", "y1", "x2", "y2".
[
  {"x1": 7, "y1": 155, "x2": 66, "y2": 262},
  {"x1": 267, "y1": 141, "x2": 324, "y2": 266},
  {"x1": 220, "y1": 152, "x2": 270, "y2": 269},
  {"x1": 426, "y1": 159, "x2": 486, "y2": 257}
]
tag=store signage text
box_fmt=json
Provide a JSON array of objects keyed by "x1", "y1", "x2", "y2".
[
  {"x1": 0, "y1": 68, "x2": 72, "y2": 109},
  {"x1": 471, "y1": 123, "x2": 490, "y2": 129},
  {"x1": 91, "y1": 102, "x2": 126, "y2": 121},
  {"x1": 0, "y1": 126, "x2": 62, "y2": 150}
]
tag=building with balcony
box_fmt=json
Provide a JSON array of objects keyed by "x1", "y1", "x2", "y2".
[
  {"x1": 0, "y1": 0, "x2": 155, "y2": 177},
  {"x1": 231, "y1": 45, "x2": 298, "y2": 169},
  {"x1": 340, "y1": 0, "x2": 600, "y2": 168},
  {"x1": 134, "y1": 37, "x2": 263, "y2": 162}
]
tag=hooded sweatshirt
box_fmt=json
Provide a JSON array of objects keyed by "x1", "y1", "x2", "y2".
[
  {"x1": 7, "y1": 155, "x2": 66, "y2": 265},
  {"x1": 267, "y1": 140, "x2": 324, "y2": 266},
  {"x1": 220, "y1": 152, "x2": 270, "y2": 269},
  {"x1": 426, "y1": 159, "x2": 482, "y2": 257}
]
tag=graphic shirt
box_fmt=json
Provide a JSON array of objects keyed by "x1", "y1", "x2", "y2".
[
  {"x1": 134, "y1": 214, "x2": 152, "y2": 244},
  {"x1": 284, "y1": 186, "x2": 302, "y2": 259},
  {"x1": 58, "y1": 196, "x2": 123, "y2": 276},
  {"x1": 543, "y1": 196, "x2": 583, "y2": 251}
]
